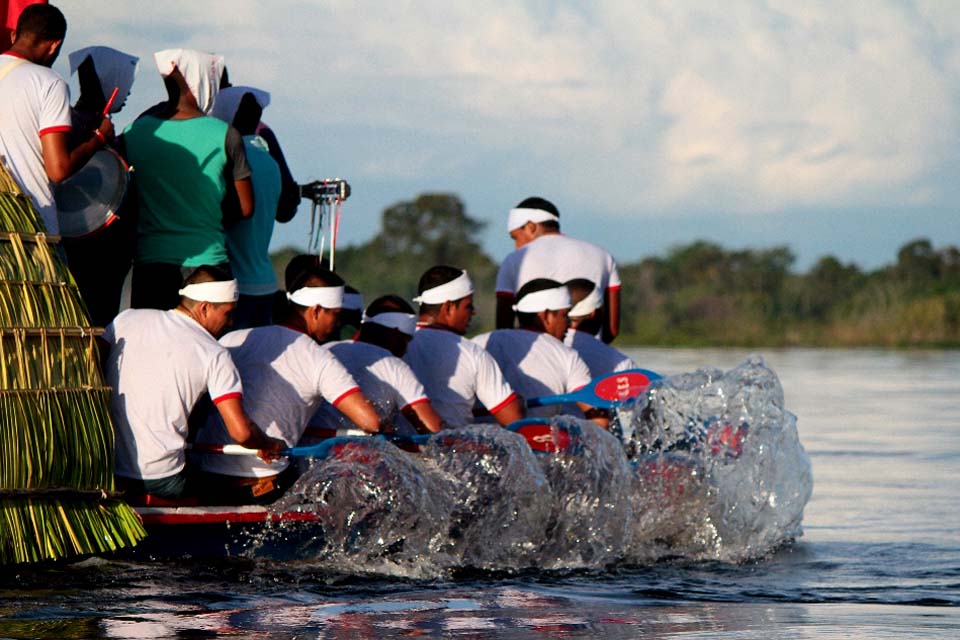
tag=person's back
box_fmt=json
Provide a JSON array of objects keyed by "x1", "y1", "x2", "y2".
[
  {"x1": 314, "y1": 340, "x2": 428, "y2": 433},
  {"x1": 404, "y1": 265, "x2": 521, "y2": 428},
  {"x1": 125, "y1": 114, "x2": 234, "y2": 266},
  {"x1": 104, "y1": 307, "x2": 236, "y2": 481},
  {"x1": 496, "y1": 197, "x2": 621, "y2": 342},
  {"x1": 0, "y1": 4, "x2": 73, "y2": 234},
  {"x1": 194, "y1": 324, "x2": 359, "y2": 478},
  {"x1": 405, "y1": 326, "x2": 515, "y2": 427},
  {"x1": 123, "y1": 49, "x2": 252, "y2": 310},
  {"x1": 473, "y1": 328, "x2": 591, "y2": 418},
  {"x1": 499, "y1": 234, "x2": 620, "y2": 296}
]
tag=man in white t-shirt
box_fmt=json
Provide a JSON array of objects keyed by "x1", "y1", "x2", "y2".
[
  {"x1": 102, "y1": 266, "x2": 284, "y2": 501},
  {"x1": 0, "y1": 4, "x2": 113, "y2": 234},
  {"x1": 312, "y1": 295, "x2": 444, "y2": 435},
  {"x1": 475, "y1": 278, "x2": 608, "y2": 428},
  {"x1": 495, "y1": 196, "x2": 621, "y2": 344},
  {"x1": 564, "y1": 278, "x2": 637, "y2": 378},
  {"x1": 404, "y1": 265, "x2": 524, "y2": 428},
  {"x1": 192, "y1": 264, "x2": 381, "y2": 504}
]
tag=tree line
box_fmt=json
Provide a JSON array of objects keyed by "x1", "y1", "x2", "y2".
[{"x1": 273, "y1": 193, "x2": 960, "y2": 347}]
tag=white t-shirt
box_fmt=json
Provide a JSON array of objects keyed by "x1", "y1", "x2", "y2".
[
  {"x1": 565, "y1": 329, "x2": 637, "y2": 378},
  {"x1": 495, "y1": 233, "x2": 621, "y2": 297},
  {"x1": 103, "y1": 309, "x2": 243, "y2": 480},
  {"x1": 473, "y1": 329, "x2": 592, "y2": 418},
  {"x1": 311, "y1": 340, "x2": 428, "y2": 431},
  {"x1": 0, "y1": 54, "x2": 71, "y2": 234},
  {"x1": 404, "y1": 325, "x2": 516, "y2": 427},
  {"x1": 194, "y1": 325, "x2": 360, "y2": 477}
]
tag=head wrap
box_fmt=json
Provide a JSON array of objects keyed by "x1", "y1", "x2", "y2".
[
  {"x1": 363, "y1": 311, "x2": 417, "y2": 336},
  {"x1": 507, "y1": 207, "x2": 560, "y2": 232},
  {"x1": 69, "y1": 46, "x2": 139, "y2": 115},
  {"x1": 568, "y1": 287, "x2": 603, "y2": 318},
  {"x1": 178, "y1": 280, "x2": 239, "y2": 304},
  {"x1": 153, "y1": 48, "x2": 225, "y2": 114},
  {"x1": 513, "y1": 286, "x2": 571, "y2": 313},
  {"x1": 287, "y1": 285, "x2": 344, "y2": 309},
  {"x1": 412, "y1": 270, "x2": 473, "y2": 305},
  {"x1": 210, "y1": 85, "x2": 270, "y2": 125}
]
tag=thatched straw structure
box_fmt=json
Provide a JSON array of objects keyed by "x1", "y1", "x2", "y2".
[{"x1": 0, "y1": 163, "x2": 144, "y2": 564}]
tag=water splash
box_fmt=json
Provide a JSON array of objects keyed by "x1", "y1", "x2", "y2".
[{"x1": 254, "y1": 356, "x2": 812, "y2": 573}]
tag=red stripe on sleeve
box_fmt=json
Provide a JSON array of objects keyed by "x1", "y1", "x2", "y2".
[
  {"x1": 400, "y1": 397, "x2": 430, "y2": 411},
  {"x1": 38, "y1": 125, "x2": 71, "y2": 136},
  {"x1": 606, "y1": 284, "x2": 622, "y2": 291},
  {"x1": 487, "y1": 391, "x2": 518, "y2": 415},
  {"x1": 331, "y1": 386, "x2": 361, "y2": 407},
  {"x1": 212, "y1": 391, "x2": 242, "y2": 405}
]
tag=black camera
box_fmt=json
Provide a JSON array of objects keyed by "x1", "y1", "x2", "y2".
[{"x1": 299, "y1": 179, "x2": 351, "y2": 203}]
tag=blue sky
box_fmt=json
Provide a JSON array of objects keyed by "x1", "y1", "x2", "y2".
[{"x1": 57, "y1": 0, "x2": 960, "y2": 271}]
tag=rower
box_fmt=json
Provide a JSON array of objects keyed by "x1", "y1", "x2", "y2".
[
  {"x1": 404, "y1": 265, "x2": 524, "y2": 428},
  {"x1": 102, "y1": 266, "x2": 284, "y2": 502},
  {"x1": 310, "y1": 295, "x2": 444, "y2": 436},
  {"x1": 191, "y1": 262, "x2": 381, "y2": 505},
  {"x1": 564, "y1": 278, "x2": 637, "y2": 378},
  {"x1": 474, "y1": 278, "x2": 609, "y2": 428},
  {"x1": 495, "y1": 196, "x2": 622, "y2": 343}
]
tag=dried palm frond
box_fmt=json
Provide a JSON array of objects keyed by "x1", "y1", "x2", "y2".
[{"x1": 1, "y1": 163, "x2": 145, "y2": 565}]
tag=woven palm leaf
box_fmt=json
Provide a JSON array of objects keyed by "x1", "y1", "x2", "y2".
[{"x1": 0, "y1": 162, "x2": 145, "y2": 565}]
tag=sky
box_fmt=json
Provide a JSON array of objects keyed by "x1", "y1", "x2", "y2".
[{"x1": 53, "y1": 0, "x2": 960, "y2": 272}]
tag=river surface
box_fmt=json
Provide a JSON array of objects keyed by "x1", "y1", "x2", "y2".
[{"x1": 2, "y1": 348, "x2": 958, "y2": 638}]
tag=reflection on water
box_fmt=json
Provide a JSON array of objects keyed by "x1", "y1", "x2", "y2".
[{"x1": 2, "y1": 349, "x2": 958, "y2": 638}]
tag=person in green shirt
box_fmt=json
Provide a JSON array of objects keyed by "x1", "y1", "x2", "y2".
[{"x1": 121, "y1": 49, "x2": 253, "y2": 310}]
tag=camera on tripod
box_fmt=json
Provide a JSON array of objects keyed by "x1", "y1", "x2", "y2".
[{"x1": 299, "y1": 179, "x2": 350, "y2": 203}]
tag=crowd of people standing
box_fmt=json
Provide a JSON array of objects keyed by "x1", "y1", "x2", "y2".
[{"x1": 1, "y1": 4, "x2": 638, "y2": 506}]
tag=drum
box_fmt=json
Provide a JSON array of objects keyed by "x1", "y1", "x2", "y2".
[{"x1": 54, "y1": 148, "x2": 130, "y2": 238}]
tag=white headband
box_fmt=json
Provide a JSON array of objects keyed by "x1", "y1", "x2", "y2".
[
  {"x1": 342, "y1": 292, "x2": 364, "y2": 311},
  {"x1": 507, "y1": 207, "x2": 560, "y2": 232},
  {"x1": 513, "y1": 287, "x2": 571, "y2": 313},
  {"x1": 412, "y1": 271, "x2": 473, "y2": 305},
  {"x1": 287, "y1": 286, "x2": 344, "y2": 309},
  {"x1": 178, "y1": 280, "x2": 239, "y2": 304},
  {"x1": 569, "y1": 288, "x2": 603, "y2": 317},
  {"x1": 363, "y1": 312, "x2": 417, "y2": 336}
]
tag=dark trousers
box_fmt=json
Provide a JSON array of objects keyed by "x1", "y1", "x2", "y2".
[
  {"x1": 63, "y1": 218, "x2": 134, "y2": 327},
  {"x1": 192, "y1": 465, "x2": 299, "y2": 506}
]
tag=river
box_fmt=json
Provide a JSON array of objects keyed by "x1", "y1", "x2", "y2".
[{"x1": 1, "y1": 348, "x2": 958, "y2": 638}]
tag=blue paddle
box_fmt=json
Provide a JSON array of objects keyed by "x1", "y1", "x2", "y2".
[{"x1": 525, "y1": 368, "x2": 662, "y2": 409}]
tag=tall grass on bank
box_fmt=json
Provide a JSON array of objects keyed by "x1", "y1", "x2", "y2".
[{"x1": 0, "y1": 164, "x2": 144, "y2": 565}]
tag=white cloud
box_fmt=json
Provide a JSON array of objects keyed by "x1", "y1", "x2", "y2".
[{"x1": 56, "y1": 0, "x2": 960, "y2": 222}]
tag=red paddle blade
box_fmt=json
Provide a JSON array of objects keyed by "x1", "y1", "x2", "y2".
[
  {"x1": 512, "y1": 422, "x2": 573, "y2": 453},
  {"x1": 593, "y1": 371, "x2": 653, "y2": 403}
]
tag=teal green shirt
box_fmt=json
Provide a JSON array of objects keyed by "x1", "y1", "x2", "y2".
[
  {"x1": 226, "y1": 135, "x2": 281, "y2": 295},
  {"x1": 124, "y1": 115, "x2": 249, "y2": 267}
]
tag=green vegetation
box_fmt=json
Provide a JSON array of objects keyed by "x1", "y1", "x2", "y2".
[{"x1": 273, "y1": 193, "x2": 960, "y2": 348}]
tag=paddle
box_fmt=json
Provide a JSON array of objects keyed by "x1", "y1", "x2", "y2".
[
  {"x1": 190, "y1": 430, "x2": 432, "y2": 459},
  {"x1": 525, "y1": 368, "x2": 662, "y2": 409}
]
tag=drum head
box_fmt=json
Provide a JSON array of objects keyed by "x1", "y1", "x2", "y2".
[{"x1": 55, "y1": 148, "x2": 129, "y2": 238}]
